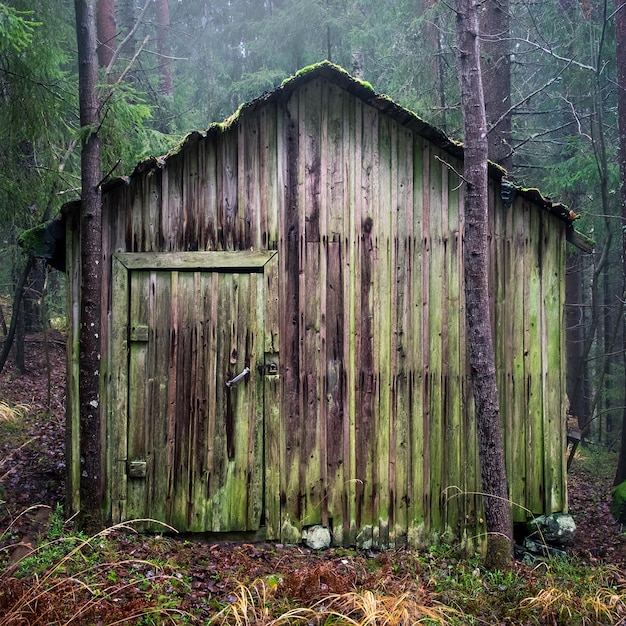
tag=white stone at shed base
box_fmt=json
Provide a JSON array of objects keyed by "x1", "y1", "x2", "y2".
[{"x1": 302, "y1": 525, "x2": 332, "y2": 550}]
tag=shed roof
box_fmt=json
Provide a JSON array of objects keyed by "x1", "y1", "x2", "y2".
[{"x1": 98, "y1": 61, "x2": 591, "y2": 251}]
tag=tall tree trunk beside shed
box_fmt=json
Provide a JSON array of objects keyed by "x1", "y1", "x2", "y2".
[
  {"x1": 156, "y1": 0, "x2": 173, "y2": 96},
  {"x1": 613, "y1": 0, "x2": 626, "y2": 485},
  {"x1": 479, "y1": 0, "x2": 512, "y2": 171},
  {"x1": 75, "y1": 0, "x2": 104, "y2": 522},
  {"x1": 96, "y1": 0, "x2": 116, "y2": 68},
  {"x1": 454, "y1": 0, "x2": 513, "y2": 568}
]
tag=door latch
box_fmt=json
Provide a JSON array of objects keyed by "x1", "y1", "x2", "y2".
[
  {"x1": 257, "y1": 362, "x2": 278, "y2": 375},
  {"x1": 225, "y1": 366, "x2": 250, "y2": 388}
]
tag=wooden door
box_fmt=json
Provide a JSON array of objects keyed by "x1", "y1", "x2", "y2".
[{"x1": 110, "y1": 251, "x2": 277, "y2": 533}]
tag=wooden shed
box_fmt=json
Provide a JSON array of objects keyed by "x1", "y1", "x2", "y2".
[{"x1": 66, "y1": 61, "x2": 588, "y2": 549}]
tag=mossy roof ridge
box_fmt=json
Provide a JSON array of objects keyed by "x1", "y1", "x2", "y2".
[
  {"x1": 99, "y1": 60, "x2": 470, "y2": 194},
  {"x1": 97, "y1": 61, "x2": 576, "y2": 228}
]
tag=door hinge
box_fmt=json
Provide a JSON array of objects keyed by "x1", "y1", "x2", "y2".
[{"x1": 127, "y1": 460, "x2": 147, "y2": 478}]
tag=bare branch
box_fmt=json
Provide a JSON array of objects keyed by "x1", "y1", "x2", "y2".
[
  {"x1": 506, "y1": 36, "x2": 596, "y2": 72},
  {"x1": 488, "y1": 61, "x2": 574, "y2": 135},
  {"x1": 115, "y1": 35, "x2": 150, "y2": 85},
  {"x1": 105, "y1": 0, "x2": 153, "y2": 78},
  {"x1": 559, "y1": 95, "x2": 592, "y2": 142}
]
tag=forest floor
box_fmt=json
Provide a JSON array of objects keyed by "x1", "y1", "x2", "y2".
[{"x1": 2, "y1": 332, "x2": 626, "y2": 624}]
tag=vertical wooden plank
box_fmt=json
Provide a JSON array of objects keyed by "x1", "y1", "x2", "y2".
[
  {"x1": 375, "y1": 113, "x2": 393, "y2": 549},
  {"x1": 408, "y1": 136, "x2": 425, "y2": 545},
  {"x1": 205, "y1": 271, "x2": 220, "y2": 529},
  {"x1": 241, "y1": 114, "x2": 259, "y2": 248},
  {"x1": 444, "y1": 156, "x2": 464, "y2": 539},
  {"x1": 542, "y1": 213, "x2": 565, "y2": 512},
  {"x1": 100, "y1": 196, "x2": 112, "y2": 514},
  {"x1": 167, "y1": 156, "x2": 184, "y2": 251},
  {"x1": 165, "y1": 271, "x2": 179, "y2": 524},
  {"x1": 126, "y1": 271, "x2": 149, "y2": 520},
  {"x1": 227, "y1": 272, "x2": 254, "y2": 528},
  {"x1": 301, "y1": 79, "x2": 323, "y2": 529},
  {"x1": 260, "y1": 103, "x2": 279, "y2": 249},
  {"x1": 420, "y1": 139, "x2": 432, "y2": 541},
  {"x1": 324, "y1": 82, "x2": 347, "y2": 545},
  {"x1": 227, "y1": 272, "x2": 247, "y2": 528},
  {"x1": 187, "y1": 270, "x2": 205, "y2": 530},
  {"x1": 492, "y1": 179, "x2": 524, "y2": 525},
  {"x1": 346, "y1": 95, "x2": 361, "y2": 547},
  {"x1": 319, "y1": 79, "x2": 330, "y2": 532},
  {"x1": 250, "y1": 271, "x2": 265, "y2": 528},
  {"x1": 493, "y1": 185, "x2": 510, "y2": 508},
  {"x1": 147, "y1": 271, "x2": 172, "y2": 525},
  {"x1": 391, "y1": 125, "x2": 413, "y2": 547},
  {"x1": 427, "y1": 146, "x2": 444, "y2": 535},
  {"x1": 147, "y1": 168, "x2": 164, "y2": 251},
  {"x1": 202, "y1": 138, "x2": 219, "y2": 250},
  {"x1": 279, "y1": 90, "x2": 302, "y2": 543},
  {"x1": 219, "y1": 131, "x2": 238, "y2": 251},
  {"x1": 130, "y1": 176, "x2": 144, "y2": 251},
  {"x1": 109, "y1": 255, "x2": 129, "y2": 522},
  {"x1": 525, "y1": 198, "x2": 544, "y2": 515},
  {"x1": 356, "y1": 98, "x2": 377, "y2": 548},
  {"x1": 264, "y1": 254, "x2": 281, "y2": 539},
  {"x1": 169, "y1": 272, "x2": 194, "y2": 530},
  {"x1": 183, "y1": 142, "x2": 200, "y2": 250}
]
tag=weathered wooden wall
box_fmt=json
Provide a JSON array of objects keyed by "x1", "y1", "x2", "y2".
[{"x1": 66, "y1": 66, "x2": 569, "y2": 548}]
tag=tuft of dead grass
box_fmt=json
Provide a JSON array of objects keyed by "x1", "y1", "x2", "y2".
[
  {"x1": 279, "y1": 589, "x2": 450, "y2": 625},
  {"x1": 210, "y1": 578, "x2": 449, "y2": 626},
  {"x1": 0, "y1": 400, "x2": 29, "y2": 424},
  {"x1": 520, "y1": 583, "x2": 626, "y2": 625}
]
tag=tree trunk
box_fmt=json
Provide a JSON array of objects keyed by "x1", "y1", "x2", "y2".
[
  {"x1": 0, "y1": 256, "x2": 35, "y2": 376},
  {"x1": 565, "y1": 249, "x2": 588, "y2": 426},
  {"x1": 454, "y1": 0, "x2": 513, "y2": 568},
  {"x1": 614, "y1": 0, "x2": 626, "y2": 485},
  {"x1": 75, "y1": 0, "x2": 104, "y2": 522},
  {"x1": 155, "y1": 0, "x2": 173, "y2": 96},
  {"x1": 480, "y1": 0, "x2": 512, "y2": 170},
  {"x1": 23, "y1": 261, "x2": 44, "y2": 333},
  {"x1": 118, "y1": 0, "x2": 137, "y2": 60},
  {"x1": 96, "y1": 0, "x2": 116, "y2": 68}
]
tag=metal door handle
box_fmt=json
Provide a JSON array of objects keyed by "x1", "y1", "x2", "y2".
[{"x1": 225, "y1": 366, "x2": 250, "y2": 388}]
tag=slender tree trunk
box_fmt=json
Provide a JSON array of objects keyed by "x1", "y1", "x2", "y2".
[
  {"x1": 119, "y1": 0, "x2": 137, "y2": 60},
  {"x1": 96, "y1": 0, "x2": 116, "y2": 68},
  {"x1": 614, "y1": 0, "x2": 626, "y2": 485},
  {"x1": 0, "y1": 256, "x2": 35, "y2": 375},
  {"x1": 155, "y1": 0, "x2": 173, "y2": 96},
  {"x1": 565, "y1": 250, "x2": 587, "y2": 424},
  {"x1": 455, "y1": 0, "x2": 513, "y2": 569},
  {"x1": 423, "y1": 0, "x2": 448, "y2": 129},
  {"x1": 480, "y1": 0, "x2": 512, "y2": 170},
  {"x1": 75, "y1": 0, "x2": 104, "y2": 521}
]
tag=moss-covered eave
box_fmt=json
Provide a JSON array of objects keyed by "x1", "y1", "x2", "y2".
[{"x1": 504, "y1": 183, "x2": 594, "y2": 252}]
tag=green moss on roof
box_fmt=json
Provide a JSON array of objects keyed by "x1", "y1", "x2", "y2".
[
  {"x1": 282, "y1": 60, "x2": 375, "y2": 93},
  {"x1": 221, "y1": 102, "x2": 246, "y2": 129}
]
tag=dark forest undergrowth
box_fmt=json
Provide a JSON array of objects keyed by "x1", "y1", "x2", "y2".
[{"x1": 2, "y1": 334, "x2": 626, "y2": 624}]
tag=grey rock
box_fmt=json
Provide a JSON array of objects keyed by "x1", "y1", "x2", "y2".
[
  {"x1": 523, "y1": 537, "x2": 568, "y2": 559},
  {"x1": 527, "y1": 514, "x2": 576, "y2": 546},
  {"x1": 303, "y1": 525, "x2": 332, "y2": 550}
]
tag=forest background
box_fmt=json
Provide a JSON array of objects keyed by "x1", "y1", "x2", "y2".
[{"x1": 0, "y1": 0, "x2": 624, "y2": 476}]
